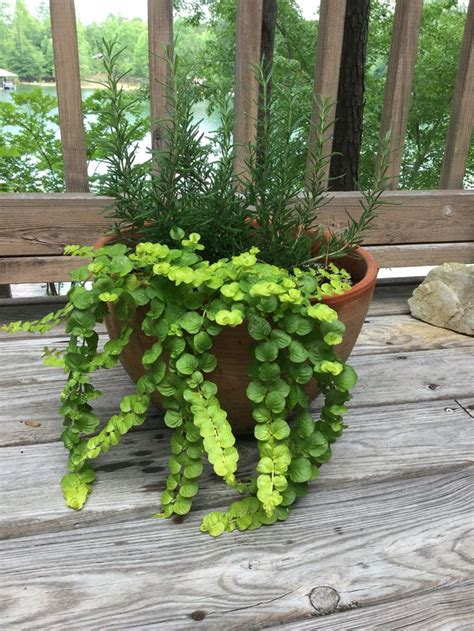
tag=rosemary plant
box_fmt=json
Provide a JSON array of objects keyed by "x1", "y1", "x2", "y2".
[{"x1": 95, "y1": 40, "x2": 390, "y2": 269}]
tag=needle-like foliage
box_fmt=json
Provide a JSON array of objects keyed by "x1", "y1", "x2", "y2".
[{"x1": 96, "y1": 39, "x2": 390, "y2": 269}]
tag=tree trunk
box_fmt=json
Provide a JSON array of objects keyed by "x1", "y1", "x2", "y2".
[{"x1": 329, "y1": 0, "x2": 370, "y2": 191}]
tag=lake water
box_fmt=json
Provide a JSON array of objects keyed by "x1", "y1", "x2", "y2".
[{"x1": 1, "y1": 82, "x2": 220, "y2": 169}]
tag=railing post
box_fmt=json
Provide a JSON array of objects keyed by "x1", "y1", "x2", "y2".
[
  {"x1": 378, "y1": 0, "x2": 423, "y2": 189},
  {"x1": 233, "y1": 0, "x2": 264, "y2": 180},
  {"x1": 306, "y1": 0, "x2": 347, "y2": 189},
  {"x1": 49, "y1": 0, "x2": 89, "y2": 192},
  {"x1": 439, "y1": 0, "x2": 474, "y2": 189},
  {"x1": 148, "y1": 0, "x2": 174, "y2": 155}
]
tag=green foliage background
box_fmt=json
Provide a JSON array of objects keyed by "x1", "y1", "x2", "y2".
[{"x1": 0, "y1": 0, "x2": 472, "y2": 192}]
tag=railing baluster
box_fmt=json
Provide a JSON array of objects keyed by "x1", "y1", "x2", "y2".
[
  {"x1": 306, "y1": 0, "x2": 347, "y2": 189},
  {"x1": 379, "y1": 0, "x2": 423, "y2": 189},
  {"x1": 148, "y1": 0, "x2": 174, "y2": 154},
  {"x1": 233, "y1": 0, "x2": 264, "y2": 180},
  {"x1": 49, "y1": 0, "x2": 89, "y2": 192},
  {"x1": 439, "y1": 0, "x2": 474, "y2": 189}
]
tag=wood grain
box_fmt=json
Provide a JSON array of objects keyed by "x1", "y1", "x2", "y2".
[
  {"x1": 379, "y1": 0, "x2": 423, "y2": 189},
  {"x1": 440, "y1": 0, "x2": 474, "y2": 189},
  {"x1": 366, "y1": 242, "x2": 474, "y2": 268},
  {"x1": 233, "y1": 0, "x2": 263, "y2": 180},
  {"x1": 2, "y1": 239, "x2": 473, "y2": 283},
  {"x1": 0, "y1": 398, "x2": 471, "y2": 538},
  {"x1": 0, "y1": 191, "x2": 473, "y2": 259},
  {"x1": 306, "y1": 0, "x2": 347, "y2": 188},
  {"x1": 1, "y1": 316, "x2": 473, "y2": 446},
  {"x1": 283, "y1": 582, "x2": 474, "y2": 630},
  {"x1": 0, "y1": 255, "x2": 87, "y2": 283},
  {"x1": 0, "y1": 468, "x2": 471, "y2": 628},
  {"x1": 49, "y1": 0, "x2": 89, "y2": 192},
  {"x1": 148, "y1": 0, "x2": 173, "y2": 154},
  {"x1": 0, "y1": 283, "x2": 415, "y2": 326}
]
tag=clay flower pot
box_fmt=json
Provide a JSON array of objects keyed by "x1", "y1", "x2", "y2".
[{"x1": 95, "y1": 235, "x2": 377, "y2": 434}]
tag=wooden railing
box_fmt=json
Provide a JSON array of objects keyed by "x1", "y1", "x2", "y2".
[{"x1": 0, "y1": 0, "x2": 473, "y2": 284}]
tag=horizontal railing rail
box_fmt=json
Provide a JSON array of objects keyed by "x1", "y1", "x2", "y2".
[{"x1": 0, "y1": 0, "x2": 472, "y2": 284}]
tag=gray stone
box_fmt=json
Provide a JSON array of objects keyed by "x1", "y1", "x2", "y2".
[{"x1": 408, "y1": 263, "x2": 474, "y2": 336}]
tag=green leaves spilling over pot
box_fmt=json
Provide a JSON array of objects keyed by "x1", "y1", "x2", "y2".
[{"x1": 4, "y1": 232, "x2": 358, "y2": 536}]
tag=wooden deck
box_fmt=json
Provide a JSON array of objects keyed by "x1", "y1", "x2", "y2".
[{"x1": 0, "y1": 283, "x2": 473, "y2": 630}]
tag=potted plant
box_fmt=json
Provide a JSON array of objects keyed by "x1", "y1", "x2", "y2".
[{"x1": 4, "y1": 43, "x2": 388, "y2": 536}]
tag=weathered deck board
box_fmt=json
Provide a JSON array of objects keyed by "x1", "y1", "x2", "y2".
[
  {"x1": 1, "y1": 315, "x2": 473, "y2": 448},
  {"x1": 284, "y1": 582, "x2": 474, "y2": 630},
  {"x1": 1, "y1": 399, "x2": 471, "y2": 540},
  {"x1": 0, "y1": 468, "x2": 471, "y2": 628},
  {"x1": 0, "y1": 282, "x2": 415, "y2": 335},
  {"x1": 1, "y1": 290, "x2": 473, "y2": 629}
]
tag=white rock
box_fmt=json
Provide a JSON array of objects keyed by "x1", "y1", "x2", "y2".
[{"x1": 408, "y1": 263, "x2": 474, "y2": 336}]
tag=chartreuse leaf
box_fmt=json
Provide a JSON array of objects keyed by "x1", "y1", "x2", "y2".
[
  {"x1": 6, "y1": 231, "x2": 360, "y2": 535},
  {"x1": 61, "y1": 466, "x2": 95, "y2": 510}
]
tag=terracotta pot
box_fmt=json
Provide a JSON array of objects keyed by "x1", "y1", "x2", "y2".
[{"x1": 95, "y1": 235, "x2": 378, "y2": 434}]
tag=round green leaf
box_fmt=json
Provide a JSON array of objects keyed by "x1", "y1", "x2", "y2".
[
  {"x1": 180, "y1": 481, "x2": 199, "y2": 498},
  {"x1": 334, "y1": 365, "x2": 358, "y2": 391},
  {"x1": 288, "y1": 340, "x2": 308, "y2": 363},
  {"x1": 271, "y1": 329, "x2": 292, "y2": 348},
  {"x1": 246, "y1": 381, "x2": 267, "y2": 403},
  {"x1": 183, "y1": 461, "x2": 203, "y2": 478},
  {"x1": 289, "y1": 457, "x2": 312, "y2": 483},
  {"x1": 258, "y1": 362, "x2": 281, "y2": 382},
  {"x1": 255, "y1": 341, "x2": 279, "y2": 362},
  {"x1": 180, "y1": 312, "x2": 204, "y2": 334},
  {"x1": 176, "y1": 353, "x2": 199, "y2": 375},
  {"x1": 248, "y1": 316, "x2": 272, "y2": 341},
  {"x1": 193, "y1": 331, "x2": 212, "y2": 353},
  {"x1": 164, "y1": 410, "x2": 183, "y2": 428},
  {"x1": 200, "y1": 352, "x2": 217, "y2": 373}
]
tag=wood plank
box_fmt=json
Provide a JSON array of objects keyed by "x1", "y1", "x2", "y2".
[
  {"x1": 0, "y1": 193, "x2": 112, "y2": 256},
  {"x1": 1, "y1": 191, "x2": 473, "y2": 259},
  {"x1": 0, "y1": 296, "x2": 67, "y2": 325},
  {"x1": 306, "y1": 0, "x2": 347, "y2": 188},
  {"x1": 1, "y1": 323, "x2": 473, "y2": 446},
  {"x1": 0, "y1": 283, "x2": 414, "y2": 327},
  {"x1": 379, "y1": 0, "x2": 423, "y2": 189},
  {"x1": 49, "y1": 0, "x2": 89, "y2": 192},
  {"x1": 284, "y1": 582, "x2": 474, "y2": 630},
  {"x1": 0, "y1": 399, "x2": 471, "y2": 538},
  {"x1": 0, "y1": 467, "x2": 471, "y2": 628},
  {"x1": 366, "y1": 241, "x2": 474, "y2": 268},
  {"x1": 367, "y1": 284, "x2": 414, "y2": 316},
  {"x1": 233, "y1": 0, "x2": 263, "y2": 180},
  {"x1": 440, "y1": 0, "x2": 474, "y2": 189},
  {"x1": 457, "y1": 398, "x2": 474, "y2": 418},
  {"x1": 0, "y1": 255, "x2": 86, "y2": 283},
  {"x1": 2, "y1": 239, "x2": 472, "y2": 283},
  {"x1": 349, "y1": 346, "x2": 474, "y2": 408},
  {"x1": 148, "y1": 0, "x2": 173, "y2": 153},
  {"x1": 356, "y1": 314, "x2": 474, "y2": 356}
]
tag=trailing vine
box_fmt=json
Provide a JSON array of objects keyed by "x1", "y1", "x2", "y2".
[{"x1": 4, "y1": 231, "x2": 357, "y2": 536}]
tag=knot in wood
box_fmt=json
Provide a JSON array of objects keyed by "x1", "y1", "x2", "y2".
[{"x1": 309, "y1": 586, "x2": 340, "y2": 615}]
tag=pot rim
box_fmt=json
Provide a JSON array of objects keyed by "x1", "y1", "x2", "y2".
[
  {"x1": 323, "y1": 247, "x2": 378, "y2": 306},
  {"x1": 93, "y1": 234, "x2": 378, "y2": 304}
]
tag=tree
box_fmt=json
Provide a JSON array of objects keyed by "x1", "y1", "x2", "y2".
[
  {"x1": 329, "y1": 0, "x2": 370, "y2": 190},
  {"x1": 4, "y1": 0, "x2": 45, "y2": 79}
]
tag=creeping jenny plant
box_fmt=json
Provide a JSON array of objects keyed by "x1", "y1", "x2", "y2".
[
  {"x1": 4, "y1": 42, "x2": 390, "y2": 536},
  {"x1": 5, "y1": 233, "x2": 357, "y2": 536}
]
